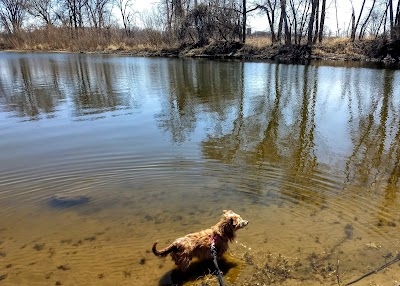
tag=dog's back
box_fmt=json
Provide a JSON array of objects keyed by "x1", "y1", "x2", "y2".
[{"x1": 152, "y1": 210, "x2": 248, "y2": 271}]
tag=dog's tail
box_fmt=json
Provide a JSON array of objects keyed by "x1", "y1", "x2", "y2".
[{"x1": 152, "y1": 241, "x2": 176, "y2": 257}]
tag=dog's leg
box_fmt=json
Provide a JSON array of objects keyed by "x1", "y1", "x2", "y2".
[
  {"x1": 179, "y1": 256, "x2": 191, "y2": 271},
  {"x1": 173, "y1": 252, "x2": 191, "y2": 271}
]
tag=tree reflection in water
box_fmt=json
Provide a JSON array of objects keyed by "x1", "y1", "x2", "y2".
[{"x1": 1, "y1": 54, "x2": 400, "y2": 285}]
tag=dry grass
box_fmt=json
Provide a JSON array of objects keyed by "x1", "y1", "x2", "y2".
[
  {"x1": 0, "y1": 27, "x2": 170, "y2": 53},
  {"x1": 0, "y1": 30, "x2": 392, "y2": 61},
  {"x1": 320, "y1": 37, "x2": 351, "y2": 48},
  {"x1": 313, "y1": 37, "x2": 368, "y2": 59},
  {"x1": 246, "y1": 36, "x2": 273, "y2": 48}
]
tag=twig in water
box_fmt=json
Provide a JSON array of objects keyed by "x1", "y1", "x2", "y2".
[
  {"x1": 336, "y1": 258, "x2": 341, "y2": 286},
  {"x1": 345, "y1": 254, "x2": 400, "y2": 286}
]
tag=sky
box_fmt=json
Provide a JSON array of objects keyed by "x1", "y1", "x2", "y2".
[{"x1": 131, "y1": 0, "x2": 372, "y2": 35}]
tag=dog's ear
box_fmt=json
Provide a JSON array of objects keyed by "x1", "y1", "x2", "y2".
[{"x1": 230, "y1": 217, "x2": 237, "y2": 226}]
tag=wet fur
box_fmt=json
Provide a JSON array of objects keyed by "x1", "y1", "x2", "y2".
[{"x1": 152, "y1": 210, "x2": 248, "y2": 271}]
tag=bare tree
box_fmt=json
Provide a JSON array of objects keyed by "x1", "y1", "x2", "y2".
[
  {"x1": 396, "y1": 0, "x2": 400, "y2": 38},
  {"x1": 369, "y1": 9, "x2": 381, "y2": 36},
  {"x1": 317, "y1": 0, "x2": 326, "y2": 42},
  {"x1": 176, "y1": 3, "x2": 214, "y2": 44},
  {"x1": 312, "y1": 0, "x2": 319, "y2": 43},
  {"x1": 389, "y1": 0, "x2": 400, "y2": 39},
  {"x1": 257, "y1": 0, "x2": 279, "y2": 42},
  {"x1": 371, "y1": 1, "x2": 388, "y2": 38},
  {"x1": 63, "y1": 0, "x2": 86, "y2": 30},
  {"x1": 179, "y1": 1, "x2": 243, "y2": 43},
  {"x1": 161, "y1": 0, "x2": 185, "y2": 40},
  {"x1": 307, "y1": 0, "x2": 317, "y2": 45},
  {"x1": 389, "y1": 0, "x2": 394, "y2": 37},
  {"x1": 0, "y1": 0, "x2": 26, "y2": 34},
  {"x1": 85, "y1": 0, "x2": 112, "y2": 29},
  {"x1": 288, "y1": 0, "x2": 311, "y2": 45},
  {"x1": 280, "y1": 0, "x2": 291, "y2": 45},
  {"x1": 25, "y1": 0, "x2": 55, "y2": 26},
  {"x1": 164, "y1": 0, "x2": 172, "y2": 34},
  {"x1": 298, "y1": 0, "x2": 311, "y2": 43},
  {"x1": 242, "y1": 0, "x2": 247, "y2": 42},
  {"x1": 173, "y1": 0, "x2": 184, "y2": 39},
  {"x1": 334, "y1": 0, "x2": 339, "y2": 36},
  {"x1": 140, "y1": 5, "x2": 165, "y2": 30},
  {"x1": 115, "y1": 0, "x2": 135, "y2": 36},
  {"x1": 288, "y1": 0, "x2": 298, "y2": 43},
  {"x1": 158, "y1": 0, "x2": 249, "y2": 44},
  {"x1": 350, "y1": 0, "x2": 366, "y2": 41},
  {"x1": 359, "y1": 0, "x2": 377, "y2": 39},
  {"x1": 240, "y1": 0, "x2": 259, "y2": 43}
]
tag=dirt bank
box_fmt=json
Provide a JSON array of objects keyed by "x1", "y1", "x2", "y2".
[
  {"x1": 126, "y1": 39, "x2": 400, "y2": 63},
  {"x1": 1, "y1": 37, "x2": 399, "y2": 64}
]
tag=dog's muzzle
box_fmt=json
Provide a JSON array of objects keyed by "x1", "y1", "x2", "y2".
[{"x1": 239, "y1": 220, "x2": 249, "y2": 228}]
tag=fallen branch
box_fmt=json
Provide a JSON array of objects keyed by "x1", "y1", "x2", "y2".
[
  {"x1": 345, "y1": 254, "x2": 400, "y2": 286},
  {"x1": 336, "y1": 258, "x2": 341, "y2": 286}
]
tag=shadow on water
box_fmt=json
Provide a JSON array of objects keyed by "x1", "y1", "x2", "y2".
[
  {"x1": 48, "y1": 194, "x2": 90, "y2": 208},
  {"x1": 158, "y1": 258, "x2": 237, "y2": 286}
]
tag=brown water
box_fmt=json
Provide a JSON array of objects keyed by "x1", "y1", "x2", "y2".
[{"x1": 0, "y1": 52, "x2": 399, "y2": 286}]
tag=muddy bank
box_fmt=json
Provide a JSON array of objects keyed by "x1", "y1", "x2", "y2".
[
  {"x1": 126, "y1": 39, "x2": 400, "y2": 63},
  {"x1": 1, "y1": 38, "x2": 399, "y2": 64}
]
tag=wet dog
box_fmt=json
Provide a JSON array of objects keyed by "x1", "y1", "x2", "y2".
[{"x1": 152, "y1": 210, "x2": 248, "y2": 271}]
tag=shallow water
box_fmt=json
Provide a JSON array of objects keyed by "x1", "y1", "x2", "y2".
[{"x1": 0, "y1": 52, "x2": 400, "y2": 285}]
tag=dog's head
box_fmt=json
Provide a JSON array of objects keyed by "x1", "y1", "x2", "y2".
[{"x1": 222, "y1": 210, "x2": 249, "y2": 231}]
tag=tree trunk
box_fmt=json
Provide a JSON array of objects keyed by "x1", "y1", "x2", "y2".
[
  {"x1": 307, "y1": 0, "x2": 317, "y2": 46},
  {"x1": 313, "y1": 0, "x2": 320, "y2": 44},
  {"x1": 166, "y1": 0, "x2": 172, "y2": 35},
  {"x1": 281, "y1": 0, "x2": 292, "y2": 46},
  {"x1": 389, "y1": 0, "x2": 394, "y2": 39},
  {"x1": 384, "y1": 4, "x2": 388, "y2": 35},
  {"x1": 242, "y1": 0, "x2": 246, "y2": 43},
  {"x1": 318, "y1": 0, "x2": 326, "y2": 42},
  {"x1": 335, "y1": 0, "x2": 340, "y2": 36},
  {"x1": 268, "y1": 0, "x2": 277, "y2": 42},
  {"x1": 350, "y1": 7, "x2": 356, "y2": 40},
  {"x1": 375, "y1": 2, "x2": 389, "y2": 38},
  {"x1": 267, "y1": 11, "x2": 276, "y2": 43},
  {"x1": 359, "y1": 0, "x2": 377, "y2": 39},
  {"x1": 277, "y1": 8, "x2": 283, "y2": 42},
  {"x1": 281, "y1": 0, "x2": 291, "y2": 45},
  {"x1": 299, "y1": 0, "x2": 311, "y2": 44},
  {"x1": 289, "y1": 0, "x2": 298, "y2": 44},
  {"x1": 395, "y1": 0, "x2": 400, "y2": 39},
  {"x1": 258, "y1": 2, "x2": 277, "y2": 42},
  {"x1": 351, "y1": 0, "x2": 366, "y2": 41}
]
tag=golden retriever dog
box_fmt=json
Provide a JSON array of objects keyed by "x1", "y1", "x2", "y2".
[{"x1": 152, "y1": 210, "x2": 248, "y2": 271}]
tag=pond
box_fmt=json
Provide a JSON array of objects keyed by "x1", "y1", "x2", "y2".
[{"x1": 0, "y1": 52, "x2": 399, "y2": 286}]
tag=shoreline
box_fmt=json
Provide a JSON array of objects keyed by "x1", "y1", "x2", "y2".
[{"x1": 1, "y1": 38, "x2": 399, "y2": 65}]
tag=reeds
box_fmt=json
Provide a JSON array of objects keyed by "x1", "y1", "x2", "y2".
[
  {"x1": 245, "y1": 36, "x2": 273, "y2": 48},
  {"x1": 0, "y1": 27, "x2": 170, "y2": 52},
  {"x1": 0, "y1": 29, "x2": 388, "y2": 61}
]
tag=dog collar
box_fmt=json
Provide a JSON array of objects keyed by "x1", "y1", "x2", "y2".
[{"x1": 210, "y1": 233, "x2": 228, "y2": 245}]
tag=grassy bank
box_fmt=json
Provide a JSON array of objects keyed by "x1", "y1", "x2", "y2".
[
  {"x1": 0, "y1": 27, "x2": 171, "y2": 53},
  {"x1": 1, "y1": 28, "x2": 399, "y2": 63}
]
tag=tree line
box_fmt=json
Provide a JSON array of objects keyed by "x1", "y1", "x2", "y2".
[{"x1": 0, "y1": 0, "x2": 399, "y2": 47}]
